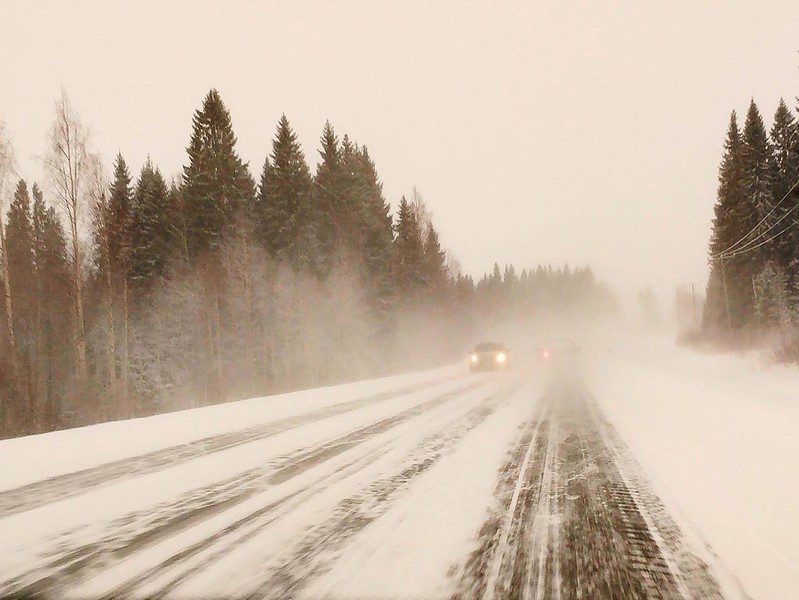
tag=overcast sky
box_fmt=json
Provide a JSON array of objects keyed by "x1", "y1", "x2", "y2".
[{"x1": 2, "y1": 1, "x2": 799, "y2": 302}]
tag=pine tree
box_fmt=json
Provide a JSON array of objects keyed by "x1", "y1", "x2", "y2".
[
  {"x1": 106, "y1": 154, "x2": 133, "y2": 272},
  {"x1": 167, "y1": 181, "x2": 190, "y2": 262},
  {"x1": 705, "y1": 112, "x2": 751, "y2": 330},
  {"x1": 5, "y1": 180, "x2": 36, "y2": 355},
  {"x1": 769, "y1": 99, "x2": 799, "y2": 288},
  {"x1": 492, "y1": 263, "x2": 502, "y2": 283},
  {"x1": 337, "y1": 135, "x2": 366, "y2": 246},
  {"x1": 31, "y1": 185, "x2": 72, "y2": 427},
  {"x1": 753, "y1": 260, "x2": 790, "y2": 326},
  {"x1": 3, "y1": 180, "x2": 36, "y2": 430},
  {"x1": 720, "y1": 100, "x2": 774, "y2": 328},
  {"x1": 257, "y1": 115, "x2": 315, "y2": 264},
  {"x1": 314, "y1": 121, "x2": 342, "y2": 266},
  {"x1": 128, "y1": 159, "x2": 174, "y2": 285},
  {"x1": 741, "y1": 100, "x2": 775, "y2": 257},
  {"x1": 182, "y1": 89, "x2": 256, "y2": 256},
  {"x1": 423, "y1": 223, "x2": 447, "y2": 292},
  {"x1": 356, "y1": 147, "x2": 394, "y2": 302},
  {"x1": 104, "y1": 155, "x2": 134, "y2": 403},
  {"x1": 393, "y1": 196, "x2": 426, "y2": 295}
]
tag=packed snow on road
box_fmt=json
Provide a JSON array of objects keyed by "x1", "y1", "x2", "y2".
[{"x1": 0, "y1": 333, "x2": 794, "y2": 599}]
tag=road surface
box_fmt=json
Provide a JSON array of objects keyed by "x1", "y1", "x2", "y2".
[{"x1": 0, "y1": 362, "x2": 742, "y2": 599}]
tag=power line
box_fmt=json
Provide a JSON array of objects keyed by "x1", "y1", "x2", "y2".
[
  {"x1": 713, "y1": 213, "x2": 796, "y2": 333},
  {"x1": 719, "y1": 199, "x2": 799, "y2": 259},
  {"x1": 721, "y1": 219, "x2": 795, "y2": 259},
  {"x1": 712, "y1": 177, "x2": 799, "y2": 258}
]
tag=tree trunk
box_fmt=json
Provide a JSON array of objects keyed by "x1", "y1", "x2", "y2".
[
  {"x1": 212, "y1": 289, "x2": 223, "y2": 402},
  {"x1": 70, "y1": 222, "x2": 87, "y2": 381},
  {"x1": 0, "y1": 217, "x2": 18, "y2": 376},
  {"x1": 33, "y1": 252, "x2": 45, "y2": 432},
  {"x1": 121, "y1": 276, "x2": 130, "y2": 407},
  {"x1": 104, "y1": 240, "x2": 117, "y2": 419},
  {"x1": 240, "y1": 230, "x2": 257, "y2": 387}
]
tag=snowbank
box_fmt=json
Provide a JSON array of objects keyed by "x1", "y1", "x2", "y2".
[
  {"x1": 587, "y1": 334, "x2": 799, "y2": 599},
  {"x1": 0, "y1": 365, "x2": 459, "y2": 492}
]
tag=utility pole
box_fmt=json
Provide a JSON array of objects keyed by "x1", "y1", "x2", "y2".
[{"x1": 720, "y1": 257, "x2": 733, "y2": 332}]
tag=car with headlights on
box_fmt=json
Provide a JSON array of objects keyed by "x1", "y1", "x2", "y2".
[{"x1": 469, "y1": 342, "x2": 509, "y2": 371}]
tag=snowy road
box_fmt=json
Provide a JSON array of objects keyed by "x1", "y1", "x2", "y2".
[{"x1": 0, "y1": 363, "x2": 742, "y2": 599}]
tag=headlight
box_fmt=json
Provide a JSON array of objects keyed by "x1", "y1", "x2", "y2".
[
  {"x1": 495, "y1": 352, "x2": 507, "y2": 364},
  {"x1": 470, "y1": 354, "x2": 478, "y2": 363}
]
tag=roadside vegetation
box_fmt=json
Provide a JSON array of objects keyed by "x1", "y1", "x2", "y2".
[
  {"x1": 0, "y1": 89, "x2": 616, "y2": 438},
  {"x1": 699, "y1": 95, "x2": 799, "y2": 362}
]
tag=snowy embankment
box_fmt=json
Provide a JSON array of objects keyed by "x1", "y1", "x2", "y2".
[
  {"x1": 587, "y1": 334, "x2": 799, "y2": 599},
  {"x1": 0, "y1": 360, "x2": 537, "y2": 599},
  {"x1": 0, "y1": 365, "x2": 457, "y2": 492}
]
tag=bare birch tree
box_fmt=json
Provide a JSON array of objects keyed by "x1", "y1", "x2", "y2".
[{"x1": 43, "y1": 89, "x2": 91, "y2": 381}]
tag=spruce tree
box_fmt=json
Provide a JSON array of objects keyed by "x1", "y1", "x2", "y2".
[
  {"x1": 167, "y1": 181, "x2": 190, "y2": 262},
  {"x1": 107, "y1": 153, "x2": 133, "y2": 271},
  {"x1": 393, "y1": 196, "x2": 426, "y2": 295},
  {"x1": 338, "y1": 135, "x2": 366, "y2": 245},
  {"x1": 709, "y1": 113, "x2": 744, "y2": 258},
  {"x1": 128, "y1": 160, "x2": 173, "y2": 285},
  {"x1": 5, "y1": 180, "x2": 36, "y2": 352},
  {"x1": 91, "y1": 154, "x2": 133, "y2": 409},
  {"x1": 741, "y1": 100, "x2": 775, "y2": 251},
  {"x1": 725, "y1": 101, "x2": 774, "y2": 326},
  {"x1": 357, "y1": 147, "x2": 394, "y2": 301},
  {"x1": 31, "y1": 184, "x2": 71, "y2": 299},
  {"x1": 182, "y1": 89, "x2": 256, "y2": 256},
  {"x1": 31, "y1": 185, "x2": 72, "y2": 427},
  {"x1": 705, "y1": 110, "x2": 760, "y2": 330},
  {"x1": 705, "y1": 113, "x2": 746, "y2": 329},
  {"x1": 258, "y1": 115, "x2": 315, "y2": 263},
  {"x1": 314, "y1": 121, "x2": 342, "y2": 266},
  {"x1": 769, "y1": 99, "x2": 799, "y2": 285},
  {"x1": 423, "y1": 223, "x2": 447, "y2": 292},
  {"x1": 4, "y1": 180, "x2": 37, "y2": 430}
]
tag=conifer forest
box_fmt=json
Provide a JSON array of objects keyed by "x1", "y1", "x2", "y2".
[
  {"x1": 3, "y1": 6, "x2": 799, "y2": 598},
  {"x1": 701, "y1": 99, "x2": 799, "y2": 359},
  {"x1": 0, "y1": 90, "x2": 614, "y2": 438}
]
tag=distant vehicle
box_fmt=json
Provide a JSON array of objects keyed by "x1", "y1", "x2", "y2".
[
  {"x1": 469, "y1": 342, "x2": 509, "y2": 371},
  {"x1": 538, "y1": 339, "x2": 580, "y2": 363}
]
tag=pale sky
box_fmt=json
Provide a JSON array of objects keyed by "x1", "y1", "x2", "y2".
[{"x1": 2, "y1": 1, "x2": 799, "y2": 302}]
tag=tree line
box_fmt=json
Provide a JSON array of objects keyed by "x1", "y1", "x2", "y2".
[
  {"x1": 0, "y1": 89, "x2": 615, "y2": 438},
  {"x1": 702, "y1": 97, "x2": 799, "y2": 358}
]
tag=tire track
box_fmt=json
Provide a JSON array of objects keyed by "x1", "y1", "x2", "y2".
[
  {"x1": 481, "y1": 401, "x2": 551, "y2": 600},
  {"x1": 587, "y1": 397, "x2": 731, "y2": 599},
  {"x1": 453, "y1": 377, "x2": 732, "y2": 600},
  {"x1": 0, "y1": 374, "x2": 458, "y2": 519},
  {"x1": 1, "y1": 377, "x2": 493, "y2": 599},
  {"x1": 247, "y1": 381, "x2": 526, "y2": 600}
]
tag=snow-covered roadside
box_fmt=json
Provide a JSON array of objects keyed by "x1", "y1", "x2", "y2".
[
  {"x1": 66, "y1": 377, "x2": 509, "y2": 599},
  {"x1": 586, "y1": 334, "x2": 799, "y2": 599},
  {"x1": 0, "y1": 371, "x2": 487, "y2": 588},
  {"x1": 0, "y1": 365, "x2": 459, "y2": 492}
]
